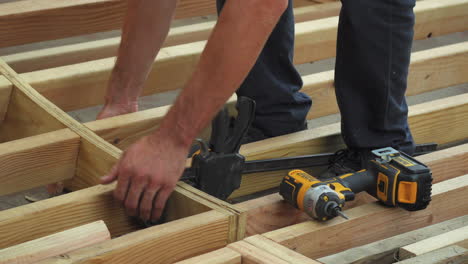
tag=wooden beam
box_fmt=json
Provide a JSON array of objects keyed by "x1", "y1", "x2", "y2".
[
  {"x1": 0, "y1": 221, "x2": 110, "y2": 264},
  {"x1": 0, "y1": 128, "x2": 79, "y2": 196},
  {"x1": 231, "y1": 93, "x2": 468, "y2": 198},
  {"x1": 174, "y1": 248, "x2": 242, "y2": 264},
  {"x1": 7, "y1": 0, "x2": 466, "y2": 112},
  {"x1": 77, "y1": 42, "x2": 468, "y2": 153},
  {"x1": 0, "y1": 180, "x2": 237, "y2": 250},
  {"x1": 3, "y1": 2, "x2": 342, "y2": 74},
  {"x1": 235, "y1": 144, "x2": 468, "y2": 236},
  {"x1": 227, "y1": 241, "x2": 290, "y2": 264},
  {"x1": 40, "y1": 210, "x2": 231, "y2": 264},
  {"x1": 398, "y1": 225, "x2": 468, "y2": 260},
  {"x1": 318, "y1": 215, "x2": 468, "y2": 264},
  {"x1": 262, "y1": 174, "x2": 468, "y2": 259},
  {"x1": 244, "y1": 235, "x2": 322, "y2": 264},
  {"x1": 397, "y1": 246, "x2": 467, "y2": 264},
  {"x1": 0, "y1": 77, "x2": 11, "y2": 124}
]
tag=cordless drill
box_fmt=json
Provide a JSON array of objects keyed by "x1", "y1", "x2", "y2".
[{"x1": 279, "y1": 147, "x2": 433, "y2": 221}]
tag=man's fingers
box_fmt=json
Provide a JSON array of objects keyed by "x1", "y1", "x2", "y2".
[
  {"x1": 151, "y1": 188, "x2": 172, "y2": 221},
  {"x1": 139, "y1": 187, "x2": 160, "y2": 221},
  {"x1": 124, "y1": 180, "x2": 146, "y2": 217},
  {"x1": 114, "y1": 173, "x2": 130, "y2": 202},
  {"x1": 101, "y1": 164, "x2": 119, "y2": 184}
]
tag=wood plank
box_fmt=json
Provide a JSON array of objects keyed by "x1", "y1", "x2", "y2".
[
  {"x1": 7, "y1": 0, "x2": 466, "y2": 112},
  {"x1": 318, "y1": 215, "x2": 468, "y2": 264},
  {"x1": 235, "y1": 144, "x2": 468, "y2": 237},
  {"x1": 262, "y1": 174, "x2": 468, "y2": 259},
  {"x1": 398, "y1": 225, "x2": 468, "y2": 260},
  {"x1": 0, "y1": 221, "x2": 110, "y2": 264},
  {"x1": 40, "y1": 210, "x2": 231, "y2": 264},
  {"x1": 245, "y1": 235, "x2": 322, "y2": 264},
  {"x1": 227, "y1": 241, "x2": 290, "y2": 264},
  {"x1": 0, "y1": 129, "x2": 79, "y2": 196},
  {"x1": 231, "y1": 93, "x2": 468, "y2": 198},
  {"x1": 396, "y1": 246, "x2": 468, "y2": 264},
  {"x1": 174, "y1": 248, "x2": 242, "y2": 264},
  {"x1": 3, "y1": 2, "x2": 342, "y2": 73},
  {"x1": 0, "y1": 58, "x2": 121, "y2": 192},
  {"x1": 0, "y1": 77, "x2": 11, "y2": 124}
]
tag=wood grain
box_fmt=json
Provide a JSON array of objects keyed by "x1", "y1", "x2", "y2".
[
  {"x1": 318, "y1": 215, "x2": 468, "y2": 264},
  {"x1": 0, "y1": 221, "x2": 110, "y2": 264},
  {"x1": 227, "y1": 241, "x2": 290, "y2": 264},
  {"x1": 5, "y1": 0, "x2": 466, "y2": 112},
  {"x1": 263, "y1": 175, "x2": 468, "y2": 259},
  {"x1": 40, "y1": 211, "x2": 230, "y2": 264},
  {"x1": 0, "y1": 76, "x2": 12, "y2": 124},
  {"x1": 398, "y1": 225, "x2": 468, "y2": 260},
  {"x1": 3, "y1": 3, "x2": 341, "y2": 73},
  {"x1": 175, "y1": 248, "x2": 242, "y2": 264},
  {"x1": 397, "y1": 246, "x2": 468, "y2": 264},
  {"x1": 234, "y1": 144, "x2": 468, "y2": 236},
  {"x1": 0, "y1": 129, "x2": 79, "y2": 196}
]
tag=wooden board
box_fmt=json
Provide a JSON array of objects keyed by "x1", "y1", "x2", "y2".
[
  {"x1": 0, "y1": 129, "x2": 79, "y2": 196},
  {"x1": 3, "y1": 3, "x2": 342, "y2": 73},
  {"x1": 5, "y1": 0, "x2": 466, "y2": 112},
  {"x1": 174, "y1": 248, "x2": 242, "y2": 264},
  {"x1": 398, "y1": 225, "x2": 468, "y2": 260},
  {"x1": 245, "y1": 235, "x2": 321, "y2": 264},
  {"x1": 227, "y1": 241, "x2": 290, "y2": 264},
  {"x1": 40, "y1": 211, "x2": 231, "y2": 264},
  {"x1": 0, "y1": 221, "x2": 110, "y2": 264},
  {"x1": 235, "y1": 144, "x2": 468, "y2": 236},
  {"x1": 397, "y1": 246, "x2": 468, "y2": 264},
  {"x1": 0, "y1": 76, "x2": 11, "y2": 124},
  {"x1": 317, "y1": 215, "x2": 468, "y2": 264},
  {"x1": 262, "y1": 174, "x2": 468, "y2": 259}
]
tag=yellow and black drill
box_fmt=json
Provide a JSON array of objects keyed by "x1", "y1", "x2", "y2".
[{"x1": 279, "y1": 147, "x2": 433, "y2": 221}]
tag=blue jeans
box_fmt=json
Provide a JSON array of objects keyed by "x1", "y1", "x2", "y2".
[{"x1": 217, "y1": 0, "x2": 416, "y2": 154}]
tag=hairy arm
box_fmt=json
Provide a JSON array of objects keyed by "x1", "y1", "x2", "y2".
[
  {"x1": 101, "y1": 0, "x2": 289, "y2": 222},
  {"x1": 98, "y1": 0, "x2": 176, "y2": 118}
]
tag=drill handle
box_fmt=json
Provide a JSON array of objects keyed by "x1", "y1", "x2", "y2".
[{"x1": 337, "y1": 170, "x2": 376, "y2": 196}]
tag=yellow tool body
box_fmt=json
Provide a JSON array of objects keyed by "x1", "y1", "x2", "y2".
[{"x1": 280, "y1": 147, "x2": 433, "y2": 221}]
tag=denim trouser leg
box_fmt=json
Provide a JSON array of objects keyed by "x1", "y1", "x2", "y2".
[
  {"x1": 216, "y1": 0, "x2": 312, "y2": 137},
  {"x1": 335, "y1": 0, "x2": 416, "y2": 154}
]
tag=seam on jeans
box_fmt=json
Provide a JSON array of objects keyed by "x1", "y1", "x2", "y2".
[{"x1": 383, "y1": 0, "x2": 394, "y2": 137}]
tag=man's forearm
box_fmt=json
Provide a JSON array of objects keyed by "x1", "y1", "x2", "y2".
[
  {"x1": 105, "y1": 0, "x2": 176, "y2": 107},
  {"x1": 155, "y1": 0, "x2": 288, "y2": 147}
]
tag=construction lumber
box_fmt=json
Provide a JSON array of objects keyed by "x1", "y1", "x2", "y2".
[
  {"x1": 0, "y1": 221, "x2": 110, "y2": 264},
  {"x1": 262, "y1": 174, "x2": 468, "y2": 259},
  {"x1": 0, "y1": 77, "x2": 11, "y2": 123},
  {"x1": 40, "y1": 210, "x2": 231, "y2": 264},
  {"x1": 0, "y1": 179, "x2": 238, "y2": 250},
  {"x1": 4, "y1": 0, "x2": 465, "y2": 113},
  {"x1": 230, "y1": 93, "x2": 468, "y2": 198},
  {"x1": 235, "y1": 144, "x2": 468, "y2": 236},
  {"x1": 396, "y1": 246, "x2": 468, "y2": 264},
  {"x1": 318, "y1": 215, "x2": 468, "y2": 264},
  {"x1": 0, "y1": 129, "x2": 79, "y2": 196},
  {"x1": 0, "y1": 58, "x2": 121, "y2": 189},
  {"x1": 398, "y1": 225, "x2": 468, "y2": 260},
  {"x1": 227, "y1": 241, "x2": 290, "y2": 264},
  {"x1": 174, "y1": 248, "x2": 242, "y2": 264},
  {"x1": 75, "y1": 42, "x2": 468, "y2": 152},
  {"x1": 244, "y1": 235, "x2": 321, "y2": 264},
  {"x1": 3, "y1": 2, "x2": 342, "y2": 74}
]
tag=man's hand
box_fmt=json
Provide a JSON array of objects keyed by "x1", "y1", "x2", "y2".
[
  {"x1": 97, "y1": 101, "x2": 138, "y2": 120},
  {"x1": 100, "y1": 132, "x2": 189, "y2": 222}
]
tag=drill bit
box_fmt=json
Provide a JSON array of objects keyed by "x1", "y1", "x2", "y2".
[{"x1": 335, "y1": 209, "x2": 349, "y2": 220}]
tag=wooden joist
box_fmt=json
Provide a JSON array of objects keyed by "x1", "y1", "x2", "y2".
[
  {"x1": 318, "y1": 215, "x2": 468, "y2": 264},
  {"x1": 0, "y1": 221, "x2": 110, "y2": 264},
  {"x1": 3, "y1": 2, "x2": 342, "y2": 74},
  {"x1": 235, "y1": 144, "x2": 468, "y2": 236},
  {"x1": 175, "y1": 248, "x2": 242, "y2": 264},
  {"x1": 2, "y1": 0, "x2": 464, "y2": 113},
  {"x1": 398, "y1": 225, "x2": 468, "y2": 260},
  {"x1": 397, "y1": 246, "x2": 468, "y2": 264},
  {"x1": 262, "y1": 174, "x2": 468, "y2": 259},
  {"x1": 40, "y1": 211, "x2": 231, "y2": 264},
  {"x1": 227, "y1": 241, "x2": 291, "y2": 264},
  {"x1": 0, "y1": 129, "x2": 79, "y2": 196}
]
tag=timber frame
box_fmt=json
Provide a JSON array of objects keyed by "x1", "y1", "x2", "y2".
[{"x1": 0, "y1": 0, "x2": 467, "y2": 263}]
